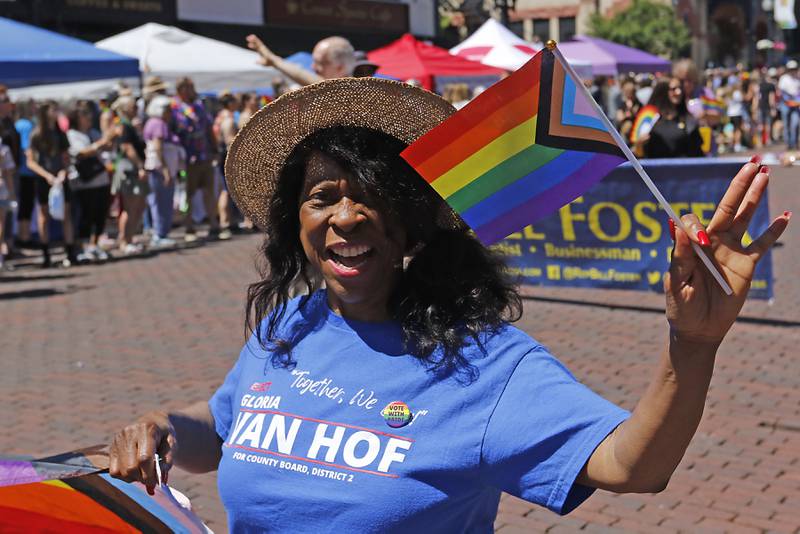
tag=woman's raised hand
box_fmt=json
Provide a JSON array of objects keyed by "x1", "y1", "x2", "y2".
[
  {"x1": 664, "y1": 157, "x2": 791, "y2": 345},
  {"x1": 109, "y1": 411, "x2": 177, "y2": 495}
]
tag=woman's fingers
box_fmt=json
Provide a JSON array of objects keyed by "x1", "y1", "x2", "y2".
[
  {"x1": 678, "y1": 213, "x2": 710, "y2": 247},
  {"x1": 667, "y1": 222, "x2": 697, "y2": 289},
  {"x1": 136, "y1": 430, "x2": 158, "y2": 494},
  {"x1": 108, "y1": 420, "x2": 169, "y2": 493},
  {"x1": 707, "y1": 157, "x2": 761, "y2": 233},
  {"x1": 729, "y1": 167, "x2": 770, "y2": 241},
  {"x1": 121, "y1": 430, "x2": 143, "y2": 483},
  {"x1": 746, "y1": 211, "x2": 791, "y2": 262}
]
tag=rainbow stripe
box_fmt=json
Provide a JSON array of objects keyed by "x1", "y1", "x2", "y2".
[
  {"x1": 700, "y1": 95, "x2": 725, "y2": 114},
  {"x1": 630, "y1": 105, "x2": 660, "y2": 143},
  {"x1": 402, "y1": 48, "x2": 625, "y2": 244}
]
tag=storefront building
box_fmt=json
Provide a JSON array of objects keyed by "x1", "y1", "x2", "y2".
[
  {"x1": 507, "y1": 0, "x2": 638, "y2": 43},
  {"x1": 0, "y1": 0, "x2": 437, "y2": 55}
]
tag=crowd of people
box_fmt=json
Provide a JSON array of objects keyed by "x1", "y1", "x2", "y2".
[
  {"x1": 602, "y1": 59, "x2": 800, "y2": 158},
  {"x1": 0, "y1": 32, "x2": 382, "y2": 271},
  {"x1": 0, "y1": 77, "x2": 269, "y2": 270},
  {"x1": 1, "y1": 31, "x2": 798, "y2": 272}
]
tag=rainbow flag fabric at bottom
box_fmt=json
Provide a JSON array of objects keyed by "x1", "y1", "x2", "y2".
[{"x1": 401, "y1": 48, "x2": 625, "y2": 245}]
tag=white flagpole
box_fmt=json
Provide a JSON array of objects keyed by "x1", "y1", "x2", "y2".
[{"x1": 547, "y1": 41, "x2": 733, "y2": 296}]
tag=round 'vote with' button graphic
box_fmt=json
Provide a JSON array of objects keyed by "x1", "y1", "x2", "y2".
[{"x1": 381, "y1": 401, "x2": 413, "y2": 428}]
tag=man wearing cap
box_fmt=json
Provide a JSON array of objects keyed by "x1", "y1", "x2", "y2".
[
  {"x1": 246, "y1": 35, "x2": 357, "y2": 85},
  {"x1": 778, "y1": 60, "x2": 800, "y2": 150}
]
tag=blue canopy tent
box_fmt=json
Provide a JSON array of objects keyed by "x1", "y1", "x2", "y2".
[
  {"x1": 0, "y1": 17, "x2": 139, "y2": 88},
  {"x1": 286, "y1": 51, "x2": 313, "y2": 71}
]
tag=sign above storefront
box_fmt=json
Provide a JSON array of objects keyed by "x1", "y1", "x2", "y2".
[
  {"x1": 56, "y1": 0, "x2": 176, "y2": 25},
  {"x1": 265, "y1": 0, "x2": 408, "y2": 33}
]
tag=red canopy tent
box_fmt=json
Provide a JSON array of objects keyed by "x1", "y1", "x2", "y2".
[{"x1": 368, "y1": 34, "x2": 502, "y2": 91}]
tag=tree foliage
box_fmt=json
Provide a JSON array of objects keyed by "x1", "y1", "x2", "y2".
[{"x1": 588, "y1": 0, "x2": 691, "y2": 60}]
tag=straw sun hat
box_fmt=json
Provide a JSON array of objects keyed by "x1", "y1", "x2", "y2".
[{"x1": 224, "y1": 77, "x2": 463, "y2": 231}]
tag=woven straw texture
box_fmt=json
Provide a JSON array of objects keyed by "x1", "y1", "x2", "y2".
[{"x1": 224, "y1": 77, "x2": 460, "y2": 231}]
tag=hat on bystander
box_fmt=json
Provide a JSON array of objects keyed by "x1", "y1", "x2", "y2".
[
  {"x1": 146, "y1": 95, "x2": 172, "y2": 118},
  {"x1": 143, "y1": 76, "x2": 170, "y2": 96}
]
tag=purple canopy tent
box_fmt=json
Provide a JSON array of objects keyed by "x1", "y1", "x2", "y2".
[{"x1": 558, "y1": 35, "x2": 671, "y2": 76}]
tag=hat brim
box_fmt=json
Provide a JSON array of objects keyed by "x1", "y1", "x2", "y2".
[
  {"x1": 225, "y1": 77, "x2": 464, "y2": 232},
  {"x1": 143, "y1": 83, "x2": 170, "y2": 94}
]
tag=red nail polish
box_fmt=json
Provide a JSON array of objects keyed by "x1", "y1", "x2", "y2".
[
  {"x1": 760, "y1": 165, "x2": 770, "y2": 174},
  {"x1": 668, "y1": 219, "x2": 676, "y2": 241},
  {"x1": 750, "y1": 154, "x2": 762, "y2": 164},
  {"x1": 697, "y1": 230, "x2": 711, "y2": 246},
  {"x1": 785, "y1": 211, "x2": 793, "y2": 219}
]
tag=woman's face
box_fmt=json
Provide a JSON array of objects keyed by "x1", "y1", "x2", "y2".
[
  {"x1": 298, "y1": 151, "x2": 407, "y2": 321},
  {"x1": 47, "y1": 106, "x2": 59, "y2": 126},
  {"x1": 668, "y1": 79, "x2": 683, "y2": 107},
  {"x1": 622, "y1": 81, "x2": 636, "y2": 99},
  {"x1": 78, "y1": 110, "x2": 92, "y2": 131}
]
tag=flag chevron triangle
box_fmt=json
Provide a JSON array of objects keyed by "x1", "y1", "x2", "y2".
[
  {"x1": 401, "y1": 47, "x2": 626, "y2": 245},
  {"x1": 535, "y1": 49, "x2": 624, "y2": 156}
]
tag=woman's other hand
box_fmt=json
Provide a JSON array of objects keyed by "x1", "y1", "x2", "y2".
[
  {"x1": 665, "y1": 157, "x2": 791, "y2": 345},
  {"x1": 109, "y1": 411, "x2": 177, "y2": 495}
]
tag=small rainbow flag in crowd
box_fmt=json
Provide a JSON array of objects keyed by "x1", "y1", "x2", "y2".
[
  {"x1": 402, "y1": 47, "x2": 625, "y2": 244},
  {"x1": 630, "y1": 105, "x2": 660, "y2": 143},
  {"x1": 700, "y1": 94, "x2": 725, "y2": 114},
  {"x1": 258, "y1": 95, "x2": 273, "y2": 108}
]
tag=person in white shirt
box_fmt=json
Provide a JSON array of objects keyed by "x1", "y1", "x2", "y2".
[
  {"x1": 778, "y1": 60, "x2": 800, "y2": 150},
  {"x1": 66, "y1": 102, "x2": 117, "y2": 262}
]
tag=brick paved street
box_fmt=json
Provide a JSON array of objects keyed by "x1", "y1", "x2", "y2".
[{"x1": 1, "y1": 163, "x2": 798, "y2": 533}]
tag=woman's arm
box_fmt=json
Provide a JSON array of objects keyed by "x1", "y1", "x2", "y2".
[
  {"x1": 152, "y1": 137, "x2": 172, "y2": 184},
  {"x1": 121, "y1": 142, "x2": 143, "y2": 168},
  {"x1": 220, "y1": 114, "x2": 237, "y2": 148},
  {"x1": 109, "y1": 400, "x2": 222, "y2": 493},
  {"x1": 25, "y1": 147, "x2": 58, "y2": 185},
  {"x1": 74, "y1": 131, "x2": 116, "y2": 158},
  {"x1": 577, "y1": 158, "x2": 790, "y2": 493}
]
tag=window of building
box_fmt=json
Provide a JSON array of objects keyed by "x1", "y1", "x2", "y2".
[
  {"x1": 508, "y1": 20, "x2": 525, "y2": 39},
  {"x1": 532, "y1": 18, "x2": 550, "y2": 42},
  {"x1": 558, "y1": 16, "x2": 576, "y2": 42}
]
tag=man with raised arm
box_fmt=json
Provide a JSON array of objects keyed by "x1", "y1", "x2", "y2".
[{"x1": 246, "y1": 35, "x2": 356, "y2": 86}]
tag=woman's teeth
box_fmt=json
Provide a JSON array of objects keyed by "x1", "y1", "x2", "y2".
[
  {"x1": 335, "y1": 245, "x2": 371, "y2": 258},
  {"x1": 329, "y1": 245, "x2": 372, "y2": 268}
]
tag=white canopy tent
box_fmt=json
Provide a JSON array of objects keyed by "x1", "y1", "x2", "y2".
[
  {"x1": 96, "y1": 23, "x2": 280, "y2": 94},
  {"x1": 450, "y1": 18, "x2": 541, "y2": 61},
  {"x1": 451, "y1": 19, "x2": 592, "y2": 77},
  {"x1": 479, "y1": 42, "x2": 537, "y2": 72}
]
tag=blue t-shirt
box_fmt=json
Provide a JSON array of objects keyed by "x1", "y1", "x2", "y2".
[
  {"x1": 209, "y1": 291, "x2": 629, "y2": 533},
  {"x1": 14, "y1": 118, "x2": 33, "y2": 177}
]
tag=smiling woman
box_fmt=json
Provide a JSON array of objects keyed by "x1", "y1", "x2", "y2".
[
  {"x1": 246, "y1": 124, "x2": 521, "y2": 376},
  {"x1": 108, "y1": 77, "x2": 789, "y2": 533}
]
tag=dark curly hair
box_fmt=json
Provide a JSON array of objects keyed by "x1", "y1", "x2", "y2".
[{"x1": 246, "y1": 125, "x2": 522, "y2": 380}]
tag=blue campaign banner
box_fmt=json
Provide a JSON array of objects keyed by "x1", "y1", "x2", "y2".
[{"x1": 492, "y1": 158, "x2": 773, "y2": 299}]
